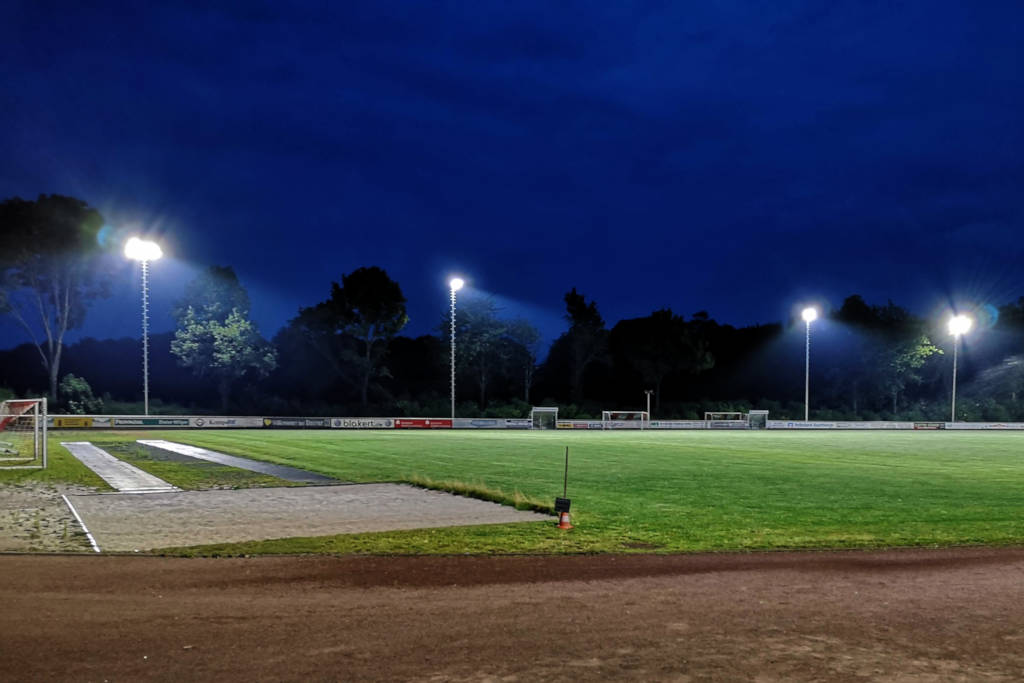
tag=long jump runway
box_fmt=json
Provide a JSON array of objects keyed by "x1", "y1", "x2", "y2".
[{"x1": 65, "y1": 484, "x2": 550, "y2": 552}]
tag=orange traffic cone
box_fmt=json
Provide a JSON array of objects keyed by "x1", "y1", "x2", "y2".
[{"x1": 557, "y1": 511, "x2": 573, "y2": 530}]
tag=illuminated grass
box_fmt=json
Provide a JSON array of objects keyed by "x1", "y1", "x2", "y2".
[
  {"x1": 34, "y1": 429, "x2": 1024, "y2": 555},
  {"x1": 0, "y1": 434, "x2": 110, "y2": 490}
]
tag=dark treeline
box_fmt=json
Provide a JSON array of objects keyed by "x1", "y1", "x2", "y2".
[
  {"x1": 2, "y1": 269, "x2": 1024, "y2": 420},
  {"x1": 6, "y1": 195, "x2": 1023, "y2": 420}
]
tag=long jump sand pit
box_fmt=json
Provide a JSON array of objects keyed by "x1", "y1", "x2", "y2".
[{"x1": 66, "y1": 484, "x2": 550, "y2": 552}]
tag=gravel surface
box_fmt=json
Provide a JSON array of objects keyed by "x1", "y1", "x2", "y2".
[
  {"x1": 0, "y1": 481, "x2": 97, "y2": 552},
  {"x1": 66, "y1": 484, "x2": 551, "y2": 551}
]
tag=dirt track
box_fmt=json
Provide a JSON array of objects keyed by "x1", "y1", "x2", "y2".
[{"x1": 3, "y1": 547, "x2": 1024, "y2": 681}]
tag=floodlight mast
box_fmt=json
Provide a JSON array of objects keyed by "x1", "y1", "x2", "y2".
[
  {"x1": 124, "y1": 238, "x2": 163, "y2": 415},
  {"x1": 948, "y1": 314, "x2": 972, "y2": 423},
  {"x1": 449, "y1": 277, "x2": 464, "y2": 421},
  {"x1": 801, "y1": 307, "x2": 818, "y2": 422}
]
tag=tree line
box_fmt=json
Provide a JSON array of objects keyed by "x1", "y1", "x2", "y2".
[{"x1": 4, "y1": 194, "x2": 1024, "y2": 420}]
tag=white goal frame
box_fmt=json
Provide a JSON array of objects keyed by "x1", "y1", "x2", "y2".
[
  {"x1": 0, "y1": 398, "x2": 47, "y2": 469},
  {"x1": 530, "y1": 407, "x2": 558, "y2": 430},
  {"x1": 601, "y1": 410, "x2": 650, "y2": 430},
  {"x1": 704, "y1": 411, "x2": 750, "y2": 429}
]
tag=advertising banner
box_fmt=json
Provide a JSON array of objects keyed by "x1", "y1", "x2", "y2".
[
  {"x1": 330, "y1": 418, "x2": 395, "y2": 429},
  {"x1": 945, "y1": 422, "x2": 1024, "y2": 430},
  {"x1": 262, "y1": 417, "x2": 331, "y2": 428},
  {"x1": 394, "y1": 418, "x2": 452, "y2": 429},
  {"x1": 112, "y1": 417, "x2": 192, "y2": 427},
  {"x1": 650, "y1": 420, "x2": 707, "y2": 429},
  {"x1": 769, "y1": 421, "x2": 918, "y2": 430},
  {"x1": 505, "y1": 419, "x2": 533, "y2": 429},
  {"x1": 191, "y1": 417, "x2": 263, "y2": 428},
  {"x1": 454, "y1": 418, "x2": 503, "y2": 429},
  {"x1": 52, "y1": 416, "x2": 93, "y2": 428},
  {"x1": 913, "y1": 422, "x2": 945, "y2": 430},
  {"x1": 769, "y1": 421, "x2": 838, "y2": 429},
  {"x1": 602, "y1": 421, "x2": 645, "y2": 430},
  {"x1": 555, "y1": 421, "x2": 604, "y2": 430},
  {"x1": 833, "y1": 421, "x2": 915, "y2": 429}
]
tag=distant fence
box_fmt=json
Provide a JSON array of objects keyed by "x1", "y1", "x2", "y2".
[{"x1": 46, "y1": 415, "x2": 1024, "y2": 431}]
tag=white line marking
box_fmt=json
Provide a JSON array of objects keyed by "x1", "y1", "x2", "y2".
[{"x1": 61, "y1": 494, "x2": 101, "y2": 553}]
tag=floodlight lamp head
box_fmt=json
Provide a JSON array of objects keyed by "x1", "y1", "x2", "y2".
[
  {"x1": 801, "y1": 307, "x2": 818, "y2": 323},
  {"x1": 449, "y1": 277, "x2": 465, "y2": 292},
  {"x1": 948, "y1": 314, "x2": 972, "y2": 336},
  {"x1": 124, "y1": 237, "x2": 162, "y2": 262}
]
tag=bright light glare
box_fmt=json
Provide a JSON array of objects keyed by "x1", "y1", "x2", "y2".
[
  {"x1": 124, "y1": 237, "x2": 163, "y2": 261},
  {"x1": 449, "y1": 277, "x2": 465, "y2": 291},
  {"x1": 801, "y1": 307, "x2": 818, "y2": 323},
  {"x1": 948, "y1": 314, "x2": 972, "y2": 336}
]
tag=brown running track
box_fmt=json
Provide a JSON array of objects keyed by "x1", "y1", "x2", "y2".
[{"x1": 2, "y1": 547, "x2": 1023, "y2": 681}]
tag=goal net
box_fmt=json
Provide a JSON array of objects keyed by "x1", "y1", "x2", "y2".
[
  {"x1": 531, "y1": 407, "x2": 558, "y2": 430},
  {"x1": 704, "y1": 412, "x2": 750, "y2": 429},
  {"x1": 0, "y1": 399, "x2": 47, "y2": 469},
  {"x1": 601, "y1": 411, "x2": 650, "y2": 430}
]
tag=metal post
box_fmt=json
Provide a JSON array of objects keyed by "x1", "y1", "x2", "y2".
[
  {"x1": 450, "y1": 286, "x2": 457, "y2": 421},
  {"x1": 645, "y1": 389, "x2": 653, "y2": 429},
  {"x1": 804, "y1": 319, "x2": 811, "y2": 422},
  {"x1": 141, "y1": 259, "x2": 151, "y2": 416},
  {"x1": 951, "y1": 335, "x2": 959, "y2": 423}
]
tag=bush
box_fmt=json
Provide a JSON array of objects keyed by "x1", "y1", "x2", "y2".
[{"x1": 59, "y1": 374, "x2": 104, "y2": 414}]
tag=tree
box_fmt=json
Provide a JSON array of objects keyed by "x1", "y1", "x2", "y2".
[
  {"x1": 562, "y1": 287, "x2": 608, "y2": 404},
  {"x1": 170, "y1": 265, "x2": 249, "y2": 323},
  {"x1": 0, "y1": 195, "x2": 112, "y2": 400},
  {"x1": 450, "y1": 297, "x2": 507, "y2": 410},
  {"x1": 610, "y1": 309, "x2": 714, "y2": 414},
  {"x1": 170, "y1": 267, "x2": 276, "y2": 411},
  {"x1": 506, "y1": 319, "x2": 541, "y2": 403},
  {"x1": 833, "y1": 295, "x2": 941, "y2": 414},
  {"x1": 289, "y1": 267, "x2": 408, "y2": 407}
]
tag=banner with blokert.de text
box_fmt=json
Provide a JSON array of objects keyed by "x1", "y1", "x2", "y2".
[{"x1": 394, "y1": 418, "x2": 452, "y2": 429}]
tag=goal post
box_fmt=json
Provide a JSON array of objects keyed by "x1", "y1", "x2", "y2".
[
  {"x1": 530, "y1": 407, "x2": 558, "y2": 430},
  {"x1": 704, "y1": 411, "x2": 750, "y2": 429},
  {"x1": 601, "y1": 411, "x2": 650, "y2": 430},
  {"x1": 0, "y1": 398, "x2": 47, "y2": 469}
]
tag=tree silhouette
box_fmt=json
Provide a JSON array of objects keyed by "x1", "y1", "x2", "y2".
[{"x1": 0, "y1": 195, "x2": 112, "y2": 400}]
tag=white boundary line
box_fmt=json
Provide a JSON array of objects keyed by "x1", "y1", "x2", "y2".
[{"x1": 61, "y1": 494, "x2": 101, "y2": 553}]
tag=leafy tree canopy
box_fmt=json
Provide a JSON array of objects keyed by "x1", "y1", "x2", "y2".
[
  {"x1": 290, "y1": 266, "x2": 409, "y2": 407},
  {"x1": 0, "y1": 194, "x2": 112, "y2": 400},
  {"x1": 170, "y1": 267, "x2": 275, "y2": 411},
  {"x1": 172, "y1": 265, "x2": 250, "y2": 325}
]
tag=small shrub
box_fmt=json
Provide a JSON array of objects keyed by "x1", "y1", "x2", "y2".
[{"x1": 59, "y1": 374, "x2": 103, "y2": 414}]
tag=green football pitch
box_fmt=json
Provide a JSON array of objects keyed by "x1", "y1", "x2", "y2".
[{"x1": 33, "y1": 429, "x2": 1024, "y2": 554}]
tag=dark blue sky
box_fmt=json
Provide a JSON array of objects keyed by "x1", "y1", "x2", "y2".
[{"x1": 2, "y1": 1, "x2": 1022, "y2": 349}]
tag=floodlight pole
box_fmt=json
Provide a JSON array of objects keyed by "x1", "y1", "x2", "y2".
[
  {"x1": 947, "y1": 315, "x2": 972, "y2": 423},
  {"x1": 140, "y1": 258, "x2": 152, "y2": 415},
  {"x1": 645, "y1": 389, "x2": 653, "y2": 427},
  {"x1": 800, "y1": 308, "x2": 818, "y2": 422},
  {"x1": 449, "y1": 285, "x2": 457, "y2": 421},
  {"x1": 125, "y1": 237, "x2": 162, "y2": 416},
  {"x1": 804, "y1": 319, "x2": 811, "y2": 422},
  {"x1": 951, "y1": 333, "x2": 960, "y2": 423}
]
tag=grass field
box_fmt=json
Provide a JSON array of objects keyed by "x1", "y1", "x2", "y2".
[{"x1": 13, "y1": 428, "x2": 1022, "y2": 556}]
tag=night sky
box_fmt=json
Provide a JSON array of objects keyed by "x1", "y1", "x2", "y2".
[{"x1": 2, "y1": 2, "x2": 1022, "y2": 350}]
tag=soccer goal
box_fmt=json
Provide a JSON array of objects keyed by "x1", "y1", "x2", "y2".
[
  {"x1": 0, "y1": 398, "x2": 47, "y2": 469},
  {"x1": 704, "y1": 412, "x2": 750, "y2": 429},
  {"x1": 531, "y1": 407, "x2": 558, "y2": 430},
  {"x1": 601, "y1": 411, "x2": 650, "y2": 430}
]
